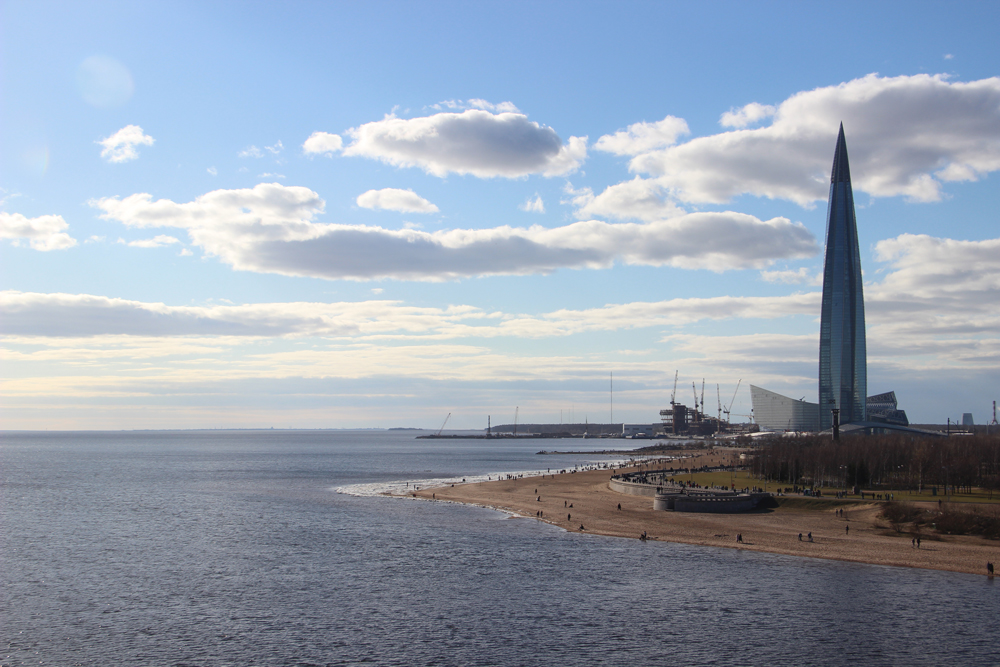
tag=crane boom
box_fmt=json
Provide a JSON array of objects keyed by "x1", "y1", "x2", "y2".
[
  {"x1": 726, "y1": 380, "x2": 742, "y2": 420},
  {"x1": 437, "y1": 412, "x2": 451, "y2": 436},
  {"x1": 692, "y1": 382, "x2": 699, "y2": 422},
  {"x1": 700, "y1": 379, "x2": 705, "y2": 415},
  {"x1": 670, "y1": 370, "x2": 679, "y2": 405}
]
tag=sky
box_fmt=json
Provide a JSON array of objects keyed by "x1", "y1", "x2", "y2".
[{"x1": 2, "y1": 0, "x2": 998, "y2": 430}]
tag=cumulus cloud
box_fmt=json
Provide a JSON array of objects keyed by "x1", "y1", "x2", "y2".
[
  {"x1": 127, "y1": 235, "x2": 181, "y2": 248},
  {"x1": 0, "y1": 290, "x2": 819, "y2": 340},
  {"x1": 97, "y1": 125, "x2": 154, "y2": 163},
  {"x1": 593, "y1": 115, "x2": 689, "y2": 156},
  {"x1": 624, "y1": 73, "x2": 1000, "y2": 205},
  {"x1": 302, "y1": 131, "x2": 343, "y2": 156},
  {"x1": 564, "y1": 178, "x2": 684, "y2": 221},
  {"x1": 431, "y1": 99, "x2": 520, "y2": 113},
  {"x1": 356, "y1": 188, "x2": 439, "y2": 213},
  {"x1": 759, "y1": 267, "x2": 821, "y2": 285},
  {"x1": 238, "y1": 145, "x2": 264, "y2": 158},
  {"x1": 720, "y1": 102, "x2": 776, "y2": 128},
  {"x1": 91, "y1": 183, "x2": 818, "y2": 281},
  {"x1": 341, "y1": 109, "x2": 587, "y2": 178},
  {"x1": 520, "y1": 194, "x2": 545, "y2": 213},
  {"x1": 0, "y1": 212, "x2": 77, "y2": 250}
]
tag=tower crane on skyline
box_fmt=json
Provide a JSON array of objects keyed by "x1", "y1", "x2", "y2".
[
  {"x1": 692, "y1": 382, "x2": 699, "y2": 422},
  {"x1": 723, "y1": 379, "x2": 742, "y2": 423},
  {"x1": 436, "y1": 413, "x2": 451, "y2": 436},
  {"x1": 700, "y1": 379, "x2": 705, "y2": 420},
  {"x1": 670, "y1": 370, "x2": 679, "y2": 406}
]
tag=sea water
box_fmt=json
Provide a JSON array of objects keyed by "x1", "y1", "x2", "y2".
[{"x1": 1, "y1": 430, "x2": 997, "y2": 666}]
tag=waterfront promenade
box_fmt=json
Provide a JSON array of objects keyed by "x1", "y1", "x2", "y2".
[{"x1": 415, "y1": 452, "x2": 998, "y2": 577}]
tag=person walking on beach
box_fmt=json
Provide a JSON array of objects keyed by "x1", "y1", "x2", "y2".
[
  {"x1": 808, "y1": 532, "x2": 813, "y2": 542},
  {"x1": 989, "y1": 562, "x2": 994, "y2": 576},
  {"x1": 916, "y1": 537, "x2": 921, "y2": 548},
  {"x1": 798, "y1": 533, "x2": 802, "y2": 541},
  {"x1": 845, "y1": 525, "x2": 849, "y2": 535},
  {"x1": 618, "y1": 503, "x2": 621, "y2": 511}
]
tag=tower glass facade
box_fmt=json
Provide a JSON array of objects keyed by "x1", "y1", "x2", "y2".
[{"x1": 819, "y1": 124, "x2": 866, "y2": 430}]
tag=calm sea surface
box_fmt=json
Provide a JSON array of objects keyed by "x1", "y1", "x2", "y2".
[{"x1": 1, "y1": 430, "x2": 997, "y2": 666}]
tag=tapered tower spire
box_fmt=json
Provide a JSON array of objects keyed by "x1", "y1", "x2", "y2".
[{"x1": 819, "y1": 124, "x2": 867, "y2": 430}]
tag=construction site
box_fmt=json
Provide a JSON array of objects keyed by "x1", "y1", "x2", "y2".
[{"x1": 658, "y1": 372, "x2": 752, "y2": 436}]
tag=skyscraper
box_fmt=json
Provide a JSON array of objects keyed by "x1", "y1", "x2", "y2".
[{"x1": 818, "y1": 124, "x2": 866, "y2": 429}]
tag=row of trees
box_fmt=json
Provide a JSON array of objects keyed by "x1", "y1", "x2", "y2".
[{"x1": 743, "y1": 434, "x2": 1000, "y2": 496}]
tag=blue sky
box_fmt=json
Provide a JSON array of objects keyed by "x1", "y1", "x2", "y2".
[{"x1": 2, "y1": 1, "x2": 998, "y2": 429}]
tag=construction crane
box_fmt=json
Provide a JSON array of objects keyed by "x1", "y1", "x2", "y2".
[
  {"x1": 700, "y1": 379, "x2": 705, "y2": 418},
  {"x1": 436, "y1": 412, "x2": 451, "y2": 436},
  {"x1": 724, "y1": 379, "x2": 742, "y2": 422},
  {"x1": 692, "y1": 382, "x2": 699, "y2": 422},
  {"x1": 670, "y1": 370, "x2": 679, "y2": 406},
  {"x1": 717, "y1": 384, "x2": 723, "y2": 423}
]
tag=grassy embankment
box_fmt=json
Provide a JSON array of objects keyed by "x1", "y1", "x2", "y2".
[{"x1": 661, "y1": 469, "x2": 1000, "y2": 504}]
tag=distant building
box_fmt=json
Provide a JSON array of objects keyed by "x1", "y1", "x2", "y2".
[
  {"x1": 819, "y1": 124, "x2": 867, "y2": 430},
  {"x1": 751, "y1": 386, "x2": 910, "y2": 432},
  {"x1": 962, "y1": 413, "x2": 975, "y2": 426},
  {"x1": 867, "y1": 391, "x2": 909, "y2": 426},
  {"x1": 750, "y1": 385, "x2": 819, "y2": 432}
]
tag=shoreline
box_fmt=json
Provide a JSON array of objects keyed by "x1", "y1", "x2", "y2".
[{"x1": 412, "y1": 454, "x2": 999, "y2": 577}]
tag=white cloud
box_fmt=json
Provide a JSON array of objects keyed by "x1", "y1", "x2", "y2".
[
  {"x1": 944, "y1": 54, "x2": 954, "y2": 60},
  {"x1": 0, "y1": 290, "x2": 819, "y2": 340},
  {"x1": 719, "y1": 102, "x2": 776, "y2": 128},
  {"x1": 356, "y1": 188, "x2": 439, "y2": 213},
  {"x1": 265, "y1": 141, "x2": 283, "y2": 155},
  {"x1": 302, "y1": 131, "x2": 344, "y2": 156},
  {"x1": 91, "y1": 183, "x2": 818, "y2": 281},
  {"x1": 625, "y1": 73, "x2": 1000, "y2": 205},
  {"x1": 97, "y1": 125, "x2": 154, "y2": 163},
  {"x1": 519, "y1": 193, "x2": 545, "y2": 213},
  {"x1": 127, "y1": 235, "x2": 181, "y2": 248},
  {"x1": 759, "y1": 267, "x2": 821, "y2": 285},
  {"x1": 565, "y1": 177, "x2": 684, "y2": 221},
  {"x1": 431, "y1": 99, "x2": 520, "y2": 113},
  {"x1": 239, "y1": 145, "x2": 264, "y2": 158},
  {"x1": 258, "y1": 173, "x2": 286, "y2": 179},
  {"x1": 342, "y1": 109, "x2": 587, "y2": 178},
  {"x1": 0, "y1": 212, "x2": 77, "y2": 251},
  {"x1": 207, "y1": 167, "x2": 217, "y2": 176},
  {"x1": 593, "y1": 115, "x2": 689, "y2": 156}
]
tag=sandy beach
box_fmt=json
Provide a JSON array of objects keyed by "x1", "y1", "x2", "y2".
[{"x1": 414, "y1": 453, "x2": 999, "y2": 577}]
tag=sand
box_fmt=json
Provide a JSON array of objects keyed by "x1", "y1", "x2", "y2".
[{"x1": 413, "y1": 454, "x2": 999, "y2": 577}]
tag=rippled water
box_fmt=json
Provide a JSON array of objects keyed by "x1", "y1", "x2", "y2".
[{"x1": 2, "y1": 430, "x2": 998, "y2": 666}]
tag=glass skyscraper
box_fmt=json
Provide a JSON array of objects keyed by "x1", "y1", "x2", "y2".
[{"x1": 819, "y1": 124, "x2": 867, "y2": 429}]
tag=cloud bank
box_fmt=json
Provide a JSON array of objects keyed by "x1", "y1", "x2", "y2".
[
  {"x1": 91, "y1": 183, "x2": 817, "y2": 280},
  {"x1": 98, "y1": 125, "x2": 154, "y2": 163},
  {"x1": 602, "y1": 74, "x2": 1000, "y2": 206},
  {"x1": 0, "y1": 212, "x2": 77, "y2": 250},
  {"x1": 341, "y1": 109, "x2": 587, "y2": 178}
]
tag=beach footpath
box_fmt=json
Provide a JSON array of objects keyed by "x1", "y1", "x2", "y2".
[{"x1": 415, "y1": 455, "x2": 999, "y2": 577}]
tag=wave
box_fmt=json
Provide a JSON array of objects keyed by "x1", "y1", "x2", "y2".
[{"x1": 334, "y1": 456, "x2": 661, "y2": 498}]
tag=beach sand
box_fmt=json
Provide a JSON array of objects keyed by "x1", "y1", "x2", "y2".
[{"x1": 414, "y1": 453, "x2": 999, "y2": 577}]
